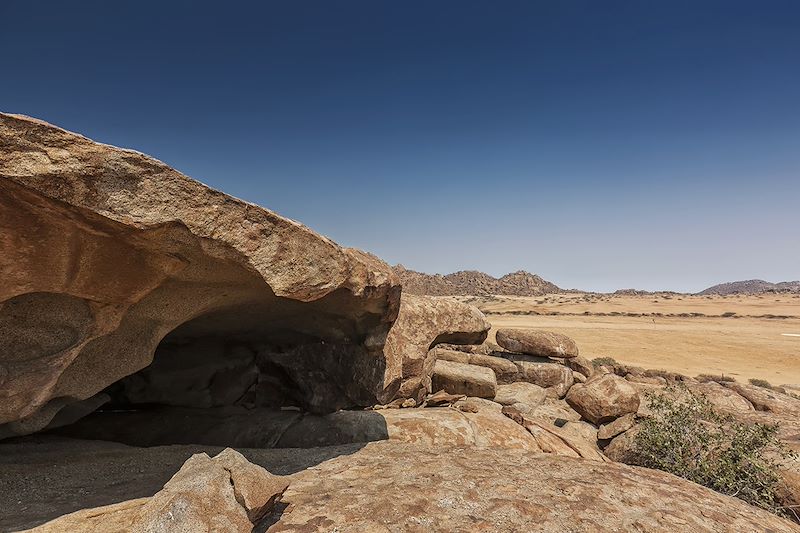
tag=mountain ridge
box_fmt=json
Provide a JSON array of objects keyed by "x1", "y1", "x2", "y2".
[
  {"x1": 697, "y1": 279, "x2": 800, "y2": 296},
  {"x1": 394, "y1": 265, "x2": 562, "y2": 296}
]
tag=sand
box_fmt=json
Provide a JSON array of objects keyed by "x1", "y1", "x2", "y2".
[{"x1": 464, "y1": 293, "x2": 800, "y2": 386}]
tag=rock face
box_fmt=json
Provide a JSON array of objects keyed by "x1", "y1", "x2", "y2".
[
  {"x1": 26, "y1": 448, "x2": 288, "y2": 533},
  {"x1": 0, "y1": 113, "x2": 408, "y2": 436},
  {"x1": 598, "y1": 413, "x2": 636, "y2": 440},
  {"x1": 503, "y1": 353, "x2": 575, "y2": 397},
  {"x1": 567, "y1": 355, "x2": 595, "y2": 378},
  {"x1": 431, "y1": 359, "x2": 497, "y2": 399},
  {"x1": 268, "y1": 441, "x2": 799, "y2": 532},
  {"x1": 385, "y1": 293, "x2": 491, "y2": 403},
  {"x1": 566, "y1": 374, "x2": 640, "y2": 424},
  {"x1": 432, "y1": 348, "x2": 519, "y2": 383},
  {"x1": 496, "y1": 328, "x2": 579, "y2": 359},
  {"x1": 494, "y1": 382, "x2": 547, "y2": 408}
]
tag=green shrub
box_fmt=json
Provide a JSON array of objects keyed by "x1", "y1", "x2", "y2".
[
  {"x1": 630, "y1": 386, "x2": 795, "y2": 518},
  {"x1": 591, "y1": 356, "x2": 618, "y2": 367}
]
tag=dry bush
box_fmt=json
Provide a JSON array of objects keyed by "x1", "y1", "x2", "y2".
[
  {"x1": 591, "y1": 356, "x2": 618, "y2": 368},
  {"x1": 696, "y1": 373, "x2": 736, "y2": 383},
  {"x1": 631, "y1": 386, "x2": 796, "y2": 519}
]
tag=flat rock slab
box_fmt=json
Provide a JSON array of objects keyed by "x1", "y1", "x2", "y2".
[
  {"x1": 496, "y1": 328, "x2": 579, "y2": 359},
  {"x1": 431, "y1": 359, "x2": 497, "y2": 399},
  {"x1": 495, "y1": 382, "x2": 547, "y2": 408},
  {"x1": 271, "y1": 441, "x2": 799, "y2": 532},
  {"x1": 0, "y1": 436, "x2": 365, "y2": 531}
]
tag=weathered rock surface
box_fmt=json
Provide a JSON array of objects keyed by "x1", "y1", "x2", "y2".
[
  {"x1": 566, "y1": 373, "x2": 640, "y2": 424},
  {"x1": 53, "y1": 404, "x2": 537, "y2": 450},
  {"x1": 20, "y1": 499, "x2": 148, "y2": 533},
  {"x1": 269, "y1": 441, "x2": 799, "y2": 532},
  {"x1": 26, "y1": 448, "x2": 288, "y2": 533},
  {"x1": 496, "y1": 328, "x2": 579, "y2": 358},
  {"x1": 722, "y1": 382, "x2": 800, "y2": 416},
  {"x1": 385, "y1": 294, "x2": 490, "y2": 403},
  {"x1": 494, "y1": 382, "x2": 547, "y2": 409},
  {"x1": 502, "y1": 353, "x2": 575, "y2": 397},
  {"x1": 566, "y1": 355, "x2": 595, "y2": 378},
  {"x1": 502, "y1": 403, "x2": 604, "y2": 461},
  {"x1": 433, "y1": 348, "x2": 519, "y2": 383},
  {"x1": 689, "y1": 381, "x2": 755, "y2": 413},
  {"x1": 603, "y1": 425, "x2": 641, "y2": 463},
  {"x1": 212, "y1": 447, "x2": 289, "y2": 522},
  {"x1": 276, "y1": 404, "x2": 538, "y2": 450},
  {"x1": 598, "y1": 412, "x2": 636, "y2": 440},
  {"x1": 431, "y1": 359, "x2": 497, "y2": 399},
  {"x1": 0, "y1": 113, "x2": 402, "y2": 436}
]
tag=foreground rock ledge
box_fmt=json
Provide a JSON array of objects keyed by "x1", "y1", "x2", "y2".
[
  {"x1": 271, "y1": 442, "x2": 797, "y2": 532},
  {"x1": 0, "y1": 113, "x2": 402, "y2": 435},
  {"x1": 24, "y1": 441, "x2": 798, "y2": 532}
]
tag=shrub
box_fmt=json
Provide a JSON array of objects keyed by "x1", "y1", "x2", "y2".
[
  {"x1": 630, "y1": 386, "x2": 795, "y2": 518},
  {"x1": 591, "y1": 356, "x2": 618, "y2": 367},
  {"x1": 721, "y1": 311, "x2": 737, "y2": 317},
  {"x1": 696, "y1": 373, "x2": 736, "y2": 383},
  {"x1": 749, "y1": 378, "x2": 773, "y2": 389}
]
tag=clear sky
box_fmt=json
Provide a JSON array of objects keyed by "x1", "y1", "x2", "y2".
[{"x1": 2, "y1": 1, "x2": 798, "y2": 292}]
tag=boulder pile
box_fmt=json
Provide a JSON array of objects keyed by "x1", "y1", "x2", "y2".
[{"x1": 420, "y1": 327, "x2": 641, "y2": 462}]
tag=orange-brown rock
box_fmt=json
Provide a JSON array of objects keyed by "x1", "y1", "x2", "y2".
[
  {"x1": 270, "y1": 441, "x2": 799, "y2": 532},
  {"x1": 502, "y1": 353, "x2": 575, "y2": 397},
  {"x1": 385, "y1": 294, "x2": 490, "y2": 403},
  {"x1": 496, "y1": 328, "x2": 579, "y2": 359},
  {"x1": 431, "y1": 359, "x2": 497, "y2": 399},
  {"x1": 566, "y1": 373, "x2": 640, "y2": 424},
  {"x1": 0, "y1": 113, "x2": 402, "y2": 436},
  {"x1": 432, "y1": 347, "x2": 519, "y2": 383},
  {"x1": 26, "y1": 448, "x2": 287, "y2": 533}
]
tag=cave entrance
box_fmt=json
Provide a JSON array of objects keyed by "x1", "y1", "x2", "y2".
[{"x1": 51, "y1": 289, "x2": 390, "y2": 448}]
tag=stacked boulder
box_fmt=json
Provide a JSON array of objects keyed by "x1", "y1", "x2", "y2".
[{"x1": 424, "y1": 327, "x2": 641, "y2": 462}]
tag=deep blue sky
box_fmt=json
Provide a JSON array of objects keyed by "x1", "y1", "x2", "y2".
[{"x1": 2, "y1": 1, "x2": 799, "y2": 292}]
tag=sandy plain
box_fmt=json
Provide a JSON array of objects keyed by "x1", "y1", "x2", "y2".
[{"x1": 459, "y1": 293, "x2": 800, "y2": 386}]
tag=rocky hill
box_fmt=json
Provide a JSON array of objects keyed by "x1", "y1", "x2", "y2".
[
  {"x1": 394, "y1": 265, "x2": 562, "y2": 296},
  {"x1": 698, "y1": 279, "x2": 800, "y2": 295}
]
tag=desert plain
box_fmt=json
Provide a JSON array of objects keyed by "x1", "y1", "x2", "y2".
[{"x1": 461, "y1": 292, "x2": 800, "y2": 386}]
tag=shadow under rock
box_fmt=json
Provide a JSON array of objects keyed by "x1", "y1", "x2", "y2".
[{"x1": 0, "y1": 428, "x2": 375, "y2": 531}]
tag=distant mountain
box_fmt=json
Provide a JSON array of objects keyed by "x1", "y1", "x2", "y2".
[
  {"x1": 394, "y1": 265, "x2": 562, "y2": 296},
  {"x1": 697, "y1": 279, "x2": 800, "y2": 296}
]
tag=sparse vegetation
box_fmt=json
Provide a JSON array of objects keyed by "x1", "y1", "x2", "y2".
[
  {"x1": 591, "y1": 356, "x2": 618, "y2": 368},
  {"x1": 749, "y1": 378, "x2": 773, "y2": 389},
  {"x1": 631, "y1": 386, "x2": 795, "y2": 519},
  {"x1": 696, "y1": 373, "x2": 736, "y2": 383}
]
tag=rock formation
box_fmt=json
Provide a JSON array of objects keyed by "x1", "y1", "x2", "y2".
[
  {"x1": 565, "y1": 374, "x2": 640, "y2": 424},
  {"x1": 431, "y1": 359, "x2": 497, "y2": 398},
  {"x1": 384, "y1": 293, "x2": 491, "y2": 403},
  {"x1": 496, "y1": 328, "x2": 579, "y2": 359},
  {"x1": 4, "y1": 114, "x2": 799, "y2": 532},
  {"x1": 0, "y1": 113, "x2": 412, "y2": 436},
  {"x1": 23, "y1": 448, "x2": 288, "y2": 533}
]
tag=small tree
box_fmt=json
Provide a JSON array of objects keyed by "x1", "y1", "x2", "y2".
[{"x1": 631, "y1": 386, "x2": 795, "y2": 518}]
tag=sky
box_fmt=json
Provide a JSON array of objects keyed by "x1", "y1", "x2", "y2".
[{"x1": 2, "y1": 1, "x2": 799, "y2": 292}]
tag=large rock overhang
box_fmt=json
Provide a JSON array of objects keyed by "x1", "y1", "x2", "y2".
[{"x1": 0, "y1": 113, "x2": 401, "y2": 437}]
